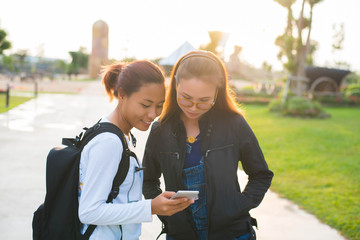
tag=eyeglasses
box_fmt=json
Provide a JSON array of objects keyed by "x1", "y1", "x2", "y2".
[{"x1": 177, "y1": 91, "x2": 218, "y2": 110}]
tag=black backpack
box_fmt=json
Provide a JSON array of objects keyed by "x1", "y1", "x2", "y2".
[{"x1": 32, "y1": 121, "x2": 137, "y2": 240}]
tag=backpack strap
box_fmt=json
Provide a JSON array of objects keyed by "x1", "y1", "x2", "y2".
[
  {"x1": 101, "y1": 123, "x2": 135, "y2": 203},
  {"x1": 78, "y1": 121, "x2": 136, "y2": 240}
]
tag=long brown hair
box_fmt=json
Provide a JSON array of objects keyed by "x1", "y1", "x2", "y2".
[
  {"x1": 159, "y1": 50, "x2": 242, "y2": 123},
  {"x1": 102, "y1": 60, "x2": 165, "y2": 101}
]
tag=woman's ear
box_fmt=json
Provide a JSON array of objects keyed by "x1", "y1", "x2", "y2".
[{"x1": 117, "y1": 88, "x2": 126, "y2": 99}]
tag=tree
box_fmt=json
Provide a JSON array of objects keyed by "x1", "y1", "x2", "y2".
[
  {"x1": 274, "y1": 0, "x2": 297, "y2": 74},
  {"x1": 68, "y1": 47, "x2": 89, "y2": 76},
  {"x1": 296, "y1": 0, "x2": 323, "y2": 80},
  {"x1": 2, "y1": 55, "x2": 14, "y2": 72},
  {"x1": 14, "y1": 49, "x2": 29, "y2": 75},
  {"x1": 274, "y1": 0, "x2": 324, "y2": 96},
  {"x1": 0, "y1": 28, "x2": 11, "y2": 55},
  {"x1": 332, "y1": 23, "x2": 344, "y2": 53},
  {"x1": 54, "y1": 59, "x2": 68, "y2": 74},
  {"x1": 331, "y1": 22, "x2": 349, "y2": 69}
]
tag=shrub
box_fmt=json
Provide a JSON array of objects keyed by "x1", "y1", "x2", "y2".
[
  {"x1": 287, "y1": 97, "x2": 314, "y2": 115},
  {"x1": 268, "y1": 98, "x2": 283, "y2": 112},
  {"x1": 343, "y1": 72, "x2": 360, "y2": 85},
  {"x1": 238, "y1": 85, "x2": 256, "y2": 96},
  {"x1": 315, "y1": 94, "x2": 345, "y2": 102},
  {"x1": 345, "y1": 84, "x2": 360, "y2": 96},
  {"x1": 268, "y1": 96, "x2": 329, "y2": 118},
  {"x1": 231, "y1": 84, "x2": 274, "y2": 104},
  {"x1": 241, "y1": 85, "x2": 255, "y2": 92},
  {"x1": 344, "y1": 84, "x2": 360, "y2": 104}
]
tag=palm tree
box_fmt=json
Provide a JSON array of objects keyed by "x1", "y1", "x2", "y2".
[
  {"x1": 274, "y1": 0, "x2": 297, "y2": 74},
  {"x1": 274, "y1": 0, "x2": 298, "y2": 100},
  {"x1": 274, "y1": 0, "x2": 324, "y2": 96},
  {"x1": 295, "y1": 0, "x2": 324, "y2": 95},
  {"x1": 303, "y1": 0, "x2": 324, "y2": 67},
  {"x1": 274, "y1": 0, "x2": 296, "y2": 36}
]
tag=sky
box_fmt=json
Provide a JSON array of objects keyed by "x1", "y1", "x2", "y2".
[{"x1": 0, "y1": 0, "x2": 359, "y2": 72}]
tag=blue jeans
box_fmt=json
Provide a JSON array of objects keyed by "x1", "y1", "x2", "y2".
[
  {"x1": 167, "y1": 232, "x2": 252, "y2": 240},
  {"x1": 167, "y1": 161, "x2": 253, "y2": 240},
  {"x1": 183, "y1": 161, "x2": 208, "y2": 231},
  {"x1": 232, "y1": 232, "x2": 251, "y2": 240},
  {"x1": 182, "y1": 149, "x2": 208, "y2": 239}
]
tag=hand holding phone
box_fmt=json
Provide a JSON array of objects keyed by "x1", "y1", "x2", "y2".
[{"x1": 170, "y1": 190, "x2": 199, "y2": 200}]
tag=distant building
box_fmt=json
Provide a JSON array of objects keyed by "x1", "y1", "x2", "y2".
[
  {"x1": 159, "y1": 41, "x2": 196, "y2": 66},
  {"x1": 89, "y1": 20, "x2": 109, "y2": 79},
  {"x1": 158, "y1": 41, "x2": 196, "y2": 76}
]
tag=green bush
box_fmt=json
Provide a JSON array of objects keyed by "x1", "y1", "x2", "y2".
[
  {"x1": 268, "y1": 98, "x2": 283, "y2": 112},
  {"x1": 268, "y1": 96, "x2": 328, "y2": 118},
  {"x1": 287, "y1": 96, "x2": 313, "y2": 113},
  {"x1": 313, "y1": 84, "x2": 360, "y2": 106},
  {"x1": 236, "y1": 85, "x2": 256, "y2": 96},
  {"x1": 234, "y1": 83, "x2": 281, "y2": 98},
  {"x1": 241, "y1": 85, "x2": 255, "y2": 92},
  {"x1": 343, "y1": 72, "x2": 360, "y2": 85},
  {"x1": 314, "y1": 95, "x2": 346, "y2": 105},
  {"x1": 344, "y1": 84, "x2": 360, "y2": 104},
  {"x1": 345, "y1": 84, "x2": 360, "y2": 96}
]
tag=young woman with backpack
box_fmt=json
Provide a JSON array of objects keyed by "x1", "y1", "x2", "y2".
[{"x1": 78, "y1": 60, "x2": 193, "y2": 240}]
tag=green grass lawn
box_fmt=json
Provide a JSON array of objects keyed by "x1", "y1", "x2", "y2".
[
  {"x1": 0, "y1": 94, "x2": 34, "y2": 113},
  {"x1": 242, "y1": 104, "x2": 360, "y2": 240}
]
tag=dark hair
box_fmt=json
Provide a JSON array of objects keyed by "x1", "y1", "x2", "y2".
[
  {"x1": 102, "y1": 60, "x2": 165, "y2": 101},
  {"x1": 160, "y1": 50, "x2": 242, "y2": 123}
]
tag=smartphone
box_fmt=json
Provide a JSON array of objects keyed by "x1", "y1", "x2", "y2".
[{"x1": 170, "y1": 190, "x2": 199, "y2": 200}]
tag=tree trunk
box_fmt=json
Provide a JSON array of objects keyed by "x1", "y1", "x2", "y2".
[
  {"x1": 283, "y1": 4, "x2": 294, "y2": 101},
  {"x1": 293, "y1": 0, "x2": 307, "y2": 96},
  {"x1": 305, "y1": 5, "x2": 314, "y2": 59},
  {"x1": 297, "y1": 4, "x2": 314, "y2": 97},
  {"x1": 286, "y1": 6, "x2": 293, "y2": 36}
]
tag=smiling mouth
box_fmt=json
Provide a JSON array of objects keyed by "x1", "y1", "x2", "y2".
[{"x1": 142, "y1": 120, "x2": 152, "y2": 124}]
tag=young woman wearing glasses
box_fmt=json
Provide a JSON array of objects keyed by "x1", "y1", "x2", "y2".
[{"x1": 142, "y1": 51, "x2": 273, "y2": 240}]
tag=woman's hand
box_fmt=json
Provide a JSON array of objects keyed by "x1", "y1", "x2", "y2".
[{"x1": 151, "y1": 191, "x2": 194, "y2": 216}]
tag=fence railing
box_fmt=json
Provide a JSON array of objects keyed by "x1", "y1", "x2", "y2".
[{"x1": 1, "y1": 80, "x2": 38, "y2": 108}]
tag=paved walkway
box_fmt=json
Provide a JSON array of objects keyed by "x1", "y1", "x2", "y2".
[{"x1": 0, "y1": 81, "x2": 346, "y2": 240}]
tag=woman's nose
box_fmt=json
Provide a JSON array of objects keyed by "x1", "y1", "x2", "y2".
[
  {"x1": 148, "y1": 107, "x2": 157, "y2": 119},
  {"x1": 189, "y1": 104, "x2": 198, "y2": 111}
]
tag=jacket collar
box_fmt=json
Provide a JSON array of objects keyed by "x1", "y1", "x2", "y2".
[{"x1": 169, "y1": 108, "x2": 215, "y2": 139}]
